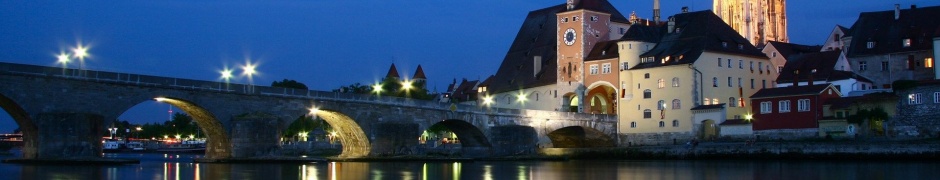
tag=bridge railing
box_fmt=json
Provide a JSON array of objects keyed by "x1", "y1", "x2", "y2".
[{"x1": 0, "y1": 62, "x2": 616, "y2": 120}]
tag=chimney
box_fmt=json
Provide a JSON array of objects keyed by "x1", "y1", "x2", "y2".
[
  {"x1": 808, "y1": 69, "x2": 816, "y2": 86},
  {"x1": 793, "y1": 70, "x2": 800, "y2": 87},
  {"x1": 653, "y1": 0, "x2": 660, "y2": 22},
  {"x1": 667, "y1": 16, "x2": 675, "y2": 33},
  {"x1": 682, "y1": 6, "x2": 689, "y2": 13},
  {"x1": 567, "y1": 0, "x2": 579, "y2": 10},
  {"x1": 895, "y1": 4, "x2": 900, "y2": 20}
]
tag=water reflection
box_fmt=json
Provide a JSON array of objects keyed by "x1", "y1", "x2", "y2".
[{"x1": 3, "y1": 154, "x2": 940, "y2": 179}]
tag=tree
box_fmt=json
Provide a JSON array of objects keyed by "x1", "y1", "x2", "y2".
[
  {"x1": 272, "y1": 79, "x2": 308, "y2": 90},
  {"x1": 332, "y1": 83, "x2": 371, "y2": 94},
  {"x1": 847, "y1": 107, "x2": 889, "y2": 135}
]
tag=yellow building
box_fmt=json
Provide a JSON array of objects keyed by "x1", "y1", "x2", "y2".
[
  {"x1": 713, "y1": 0, "x2": 788, "y2": 47},
  {"x1": 617, "y1": 11, "x2": 777, "y2": 145}
]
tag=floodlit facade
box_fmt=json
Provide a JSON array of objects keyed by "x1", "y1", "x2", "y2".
[{"x1": 713, "y1": 0, "x2": 788, "y2": 47}]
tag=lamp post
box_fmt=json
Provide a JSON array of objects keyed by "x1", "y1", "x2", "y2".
[
  {"x1": 241, "y1": 61, "x2": 257, "y2": 93},
  {"x1": 72, "y1": 44, "x2": 88, "y2": 76},
  {"x1": 220, "y1": 68, "x2": 233, "y2": 91},
  {"x1": 135, "y1": 127, "x2": 142, "y2": 139},
  {"x1": 372, "y1": 83, "x2": 383, "y2": 96}
]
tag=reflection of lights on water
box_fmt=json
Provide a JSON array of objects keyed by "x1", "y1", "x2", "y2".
[
  {"x1": 301, "y1": 164, "x2": 318, "y2": 180},
  {"x1": 484, "y1": 165, "x2": 493, "y2": 180},
  {"x1": 372, "y1": 170, "x2": 383, "y2": 180},
  {"x1": 330, "y1": 162, "x2": 337, "y2": 180},
  {"x1": 422, "y1": 163, "x2": 427, "y2": 180},
  {"x1": 517, "y1": 165, "x2": 528, "y2": 180},
  {"x1": 195, "y1": 164, "x2": 200, "y2": 180},
  {"x1": 175, "y1": 162, "x2": 180, "y2": 180},
  {"x1": 401, "y1": 171, "x2": 413, "y2": 180},
  {"x1": 453, "y1": 162, "x2": 461, "y2": 180}
]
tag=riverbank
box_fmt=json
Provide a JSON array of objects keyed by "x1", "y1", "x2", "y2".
[{"x1": 540, "y1": 140, "x2": 940, "y2": 160}]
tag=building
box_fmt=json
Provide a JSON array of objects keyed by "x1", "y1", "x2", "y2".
[
  {"x1": 895, "y1": 80, "x2": 940, "y2": 137},
  {"x1": 750, "y1": 84, "x2": 842, "y2": 138},
  {"x1": 486, "y1": 0, "x2": 633, "y2": 113},
  {"x1": 824, "y1": 92, "x2": 897, "y2": 136},
  {"x1": 761, "y1": 41, "x2": 821, "y2": 75},
  {"x1": 843, "y1": 4, "x2": 939, "y2": 90},
  {"x1": 820, "y1": 25, "x2": 850, "y2": 52},
  {"x1": 617, "y1": 10, "x2": 777, "y2": 144},
  {"x1": 775, "y1": 50, "x2": 876, "y2": 96},
  {"x1": 713, "y1": 0, "x2": 788, "y2": 47}
]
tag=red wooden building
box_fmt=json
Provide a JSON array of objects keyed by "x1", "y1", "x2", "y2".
[{"x1": 750, "y1": 84, "x2": 842, "y2": 130}]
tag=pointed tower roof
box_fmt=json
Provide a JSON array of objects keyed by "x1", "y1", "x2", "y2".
[
  {"x1": 413, "y1": 65, "x2": 427, "y2": 80},
  {"x1": 385, "y1": 63, "x2": 400, "y2": 79}
]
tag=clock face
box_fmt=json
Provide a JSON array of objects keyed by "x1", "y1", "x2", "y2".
[{"x1": 564, "y1": 28, "x2": 576, "y2": 46}]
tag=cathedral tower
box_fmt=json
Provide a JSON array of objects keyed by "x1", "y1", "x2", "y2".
[{"x1": 713, "y1": 0, "x2": 787, "y2": 46}]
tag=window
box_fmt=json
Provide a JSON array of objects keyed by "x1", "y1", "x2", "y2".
[
  {"x1": 934, "y1": 92, "x2": 940, "y2": 103},
  {"x1": 643, "y1": 109, "x2": 652, "y2": 119},
  {"x1": 722, "y1": 42, "x2": 728, "y2": 48},
  {"x1": 727, "y1": 59, "x2": 732, "y2": 68},
  {"x1": 750, "y1": 61, "x2": 754, "y2": 71},
  {"x1": 644, "y1": 73, "x2": 650, "y2": 79},
  {"x1": 711, "y1": 98, "x2": 718, "y2": 105},
  {"x1": 758, "y1": 62, "x2": 763, "y2": 72},
  {"x1": 630, "y1": 122, "x2": 636, "y2": 128},
  {"x1": 738, "y1": 44, "x2": 744, "y2": 50},
  {"x1": 729, "y1": 97, "x2": 737, "y2": 107},
  {"x1": 589, "y1": 65, "x2": 599, "y2": 74},
  {"x1": 859, "y1": 61, "x2": 868, "y2": 71},
  {"x1": 672, "y1": 120, "x2": 679, "y2": 127},
  {"x1": 760, "y1": 101, "x2": 772, "y2": 114},
  {"x1": 909, "y1": 93, "x2": 923, "y2": 105},
  {"x1": 573, "y1": 16, "x2": 579, "y2": 21},
  {"x1": 657, "y1": 100, "x2": 666, "y2": 110},
  {"x1": 712, "y1": 77, "x2": 718, "y2": 87},
  {"x1": 738, "y1": 78, "x2": 742, "y2": 87},
  {"x1": 762, "y1": 80, "x2": 767, "y2": 89},
  {"x1": 620, "y1": 28, "x2": 626, "y2": 34},
  {"x1": 672, "y1": 99, "x2": 681, "y2": 109},
  {"x1": 643, "y1": 89, "x2": 651, "y2": 99},
  {"x1": 672, "y1": 77, "x2": 680, "y2": 87},
  {"x1": 903, "y1": 38, "x2": 911, "y2": 47},
  {"x1": 835, "y1": 111, "x2": 845, "y2": 118},
  {"x1": 727, "y1": 77, "x2": 732, "y2": 87},
  {"x1": 621, "y1": 62, "x2": 629, "y2": 70},
  {"x1": 777, "y1": 66, "x2": 784, "y2": 73},
  {"x1": 718, "y1": 58, "x2": 722, "y2": 67},
  {"x1": 601, "y1": 63, "x2": 611, "y2": 74},
  {"x1": 881, "y1": 61, "x2": 889, "y2": 71},
  {"x1": 766, "y1": 65, "x2": 771, "y2": 74},
  {"x1": 927, "y1": 58, "x2": 934, "y2": 68},
  {"x1": 866, "y1": 41, "x2": 875, "y2": 49},
  {"x1": 797, "y1": 99, "x2": 811, "y2": 111},
  {"x1": 590, "y1": 16, "x2": 598, "y2": 22},
  {"x1": 750, "y1": 79, "x2": 754, "y2": 89},
  {"x1": 739, "y1": 60, "x2": 743, "y2": 69},
  {"x1": 779, "y1": 100, "x2": 791, "y2": 112},
  {"x1": 659, "y1": 121, "x2": 665, "y2": 127},
  {"x1": 562, "y1": 17, "x2": 569, "y2": 23},
  {"x1": 704, "y1": 98, "x2": 711, "y2": 105},
  {"x1": 658, "y1": 79, "x2": 665, "y2": 89}
]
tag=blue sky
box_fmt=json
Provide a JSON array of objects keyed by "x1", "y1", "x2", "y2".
[{"x1": 1, "y1": 0, "x2": 938, "y2": 133}]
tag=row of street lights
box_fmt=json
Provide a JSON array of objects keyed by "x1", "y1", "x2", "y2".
[{"x1": 55, "y1": 43, "x2": 90, "y2": 76}]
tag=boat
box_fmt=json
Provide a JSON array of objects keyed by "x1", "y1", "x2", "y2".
[
  {"x1": 103, "y1": 140, "x2": 122, "y2": 153},
  {"x1": 125, "y1": 141, "x2": 146, "y2": 151},
  {"x1": 156, "y1": 141, "x2": 205, "y2": 153}
]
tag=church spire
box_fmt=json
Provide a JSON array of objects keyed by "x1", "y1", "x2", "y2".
[{"x1": 385, "y1": 63, "x2": 400, "y2": 80}]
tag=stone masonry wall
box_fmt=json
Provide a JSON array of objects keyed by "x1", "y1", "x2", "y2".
[{"x1": 895, "y1": 84, "x2": 940, "y2": 137}]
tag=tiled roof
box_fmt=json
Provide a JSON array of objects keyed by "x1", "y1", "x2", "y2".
[
  {"x1": 585, "y1": 40, "x2": 620, "y2": 61},
  {"x1": 750, "y1": 84, "x2": 833, "y2": 99},
  {"x1": 690, "y1": 103, "x2": 726, "y2": 110},
  {"x1": 776, "y1": 50, "x2": 871, "y2": 83},
  {"x1": 720, "y1": 119, "x2": 751, "y2": 125},
  {"x1": 619, "y1": 24, "x2": 663, "y2": 42},
  {"x1": 845, "y1": 5, "x2": 940, "y2": 57},
  {"x1": 564, "y1": 0, "x2": 629, "y2": 23},
  {"x1": 385, "y1": 63, "x2": 400, "y2": 79},
  {"x1": 630, "y1": 10, "x2": 766, "y2": 70},
  {"x1": 765, "y1": 41, "x2": 821, "y2": 60},
  {"x1": 413, "y1": 65, "x2": 426, "y2": 80},
  {"x1": 488, "y1": 4, "x2": 564, "y2": 94}
]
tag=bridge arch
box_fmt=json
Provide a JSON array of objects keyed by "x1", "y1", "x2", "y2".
[
  {"x1": 0, "y1": 93, "x2": 38, "y2": 158},
  {"x1": 310, "y1": 109, "x2": 370, "y2": 158},
  {"x1": 546, "y1": 126, "x2": 614, "y2": 148},
  {"x1": 149, "y1": 97, "x2": 231, "y2": 159},
  {"x1": 430, "y1": 120, "x2": 491, "y2": 148}
]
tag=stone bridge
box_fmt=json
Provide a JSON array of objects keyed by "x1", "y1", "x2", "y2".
[{"x1": 0, "y1": 62, "x2": 617, "y2": 159}]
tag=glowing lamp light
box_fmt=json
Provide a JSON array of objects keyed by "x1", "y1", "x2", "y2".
[
  {"x1": 241, "y1": 62, "x2": 257, "y2": 76},
  {"x1": 56, "y1": 53, "x2": 70, "y2": 64},
  {"x1": 189, "y1": 134, "x2": 195, "y2": 139},
  {"x1": 220, "y1": 68, "x2": 233, "y2": 80},
  {"x1": 516, "y1": 92, "x2": 527, "y2": 103},
  {"x1": 401, "y1": 80, "x2": 413, "y2": 90},
  {"x1": 308, "y1": 106, "x2": 320, "y2": 115},
  {"x1": 372, "y1": 83, "x2": 383, "y2": 94},
  {"x1": 72, "y1": 45, "x2": 88, "y2": 59},
  {"x1": 745, "y1": 114, "x2": 754, "y2": 120},
  {"x1": 154, "y1": 97, "x2": 168, "y2": 102},
  {"x1": 482, "y1": 95, "x2": 494, "y2": 105}
]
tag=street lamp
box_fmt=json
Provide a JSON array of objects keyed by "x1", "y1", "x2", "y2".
[
  {"x1": 72, "y1": 44, "x2": 89, "y2": 76},
  {"x1": 401, "y1": 80, "x2": 413, "y2": 91},
  {"x1": 56, "y1": 53, "x2": 70, "y2": 64},
  {"x1": 372, "y1": 83, "x2": 383, "y2": 95},
  {"x1": 241, "y1": 61, "x2": 257, "y2": 93},
  {"x1": 482, "y1": 95, "x2": 494, "y2": 106},
  {"x1": 135, "y1": 127, "x2": 142, "y2": 139}
]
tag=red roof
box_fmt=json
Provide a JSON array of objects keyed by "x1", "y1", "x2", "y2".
[
  {"x1": 385, "y1": 63, "x2": 400, "y2": 79},
  {"x1": 413, "y1": 65, "x2": 426, "y2": 80}
]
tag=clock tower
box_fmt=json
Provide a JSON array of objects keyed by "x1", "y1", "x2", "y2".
[{"x1": 556, "y1": 0, "x2": 613, "y2": 112}]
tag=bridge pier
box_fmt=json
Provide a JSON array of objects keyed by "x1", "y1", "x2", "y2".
[
  {"x1": 35, "y1": 113, "x2": 104, "y2": 159},
  {"x1": 229, "y1": 115, "x2": 281, "y2": 158},
  {"x1": 488, "y1": 125, "x2": 538, "y2": 156},
  {"x1": 371, "y1": 122, "x2": 419, "y2": 156}
]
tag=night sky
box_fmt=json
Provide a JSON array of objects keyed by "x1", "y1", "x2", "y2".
[{"x1": 1, "y1": 0, "x2": 937, "y2": 133}]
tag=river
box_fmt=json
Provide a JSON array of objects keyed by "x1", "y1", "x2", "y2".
[{"x1": 1, "y1": 152, "x2": 938, "y2": 179}]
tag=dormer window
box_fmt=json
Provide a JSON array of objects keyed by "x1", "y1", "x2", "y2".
[
  {"x1": 867, "y1": 41, "x2": 875, "y2": 49},
  {"x1": 722, "y1": 42, "x2": 728, "y2": 48},
  {"x1": 601, "y1": 50, "x2": 606, "y2": 56},
  {"x1": 738, "y1": 44, "x2": 744, "y2": 50},
  {"x1": 903, "y1": 38, "x2": 912, "y2": 47}
]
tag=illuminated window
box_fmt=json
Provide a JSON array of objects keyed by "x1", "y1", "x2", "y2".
[
  {"x1": 909, "y1": 93, "x2": 923, "y2": 105},
  {"x1": 927, "y1": 58, "x2": 934, "y2": 68},
  {"x1": 672, "y1": 77, "x2": 679, "y2": 87},
  {"x1": 934, "y1": 92, "x2": 939, "y2": 103},
  {"x1": 903, "y1": 38, "x2": 911, "y2": 47},
  {"x1": 657, "y1": 100, "x2": 666, "y2": 110},
  {"x1": 711, "y1": 98, "x2": 718, "y2": 105},
  {"x1": 704, "y1": 98, "x2": 711, "y2": 105}
]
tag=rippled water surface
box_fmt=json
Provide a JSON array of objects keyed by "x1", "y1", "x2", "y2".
[{"x1": 1, "y1": 153, "x2": 937, "y2": 179}]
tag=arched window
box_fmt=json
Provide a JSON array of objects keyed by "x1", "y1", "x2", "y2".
[
  {"x1": 672, "y1": 120, "x2": 679, "y2": 127},
  {"x1": 658, "y1": 79, "x2": 665, "y2": 88},
  {"x1": 657, "y1": 100, "x2": 666, "y2": 110},
  {"x1": 672, "y1": 99, "x2": 681, "y2": 109},
  {"x1": 659, "y1": 121, "x2": 665, "y2": 127},
  {"x1": 672, "y1": 77, "x2": 679, "y2": 87},
  {"x1": 643, "y1": 109, "x2": 652, "y2": 119},
  {"x1": 643, "y1": 89, "x2": 651, "y2": 99},
  {"x1": 712, "y1": 77, "x2": 718, "y2": 87},
  {"x1": 729, "y1": 97, "x2": 737, "y2": 107}
]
